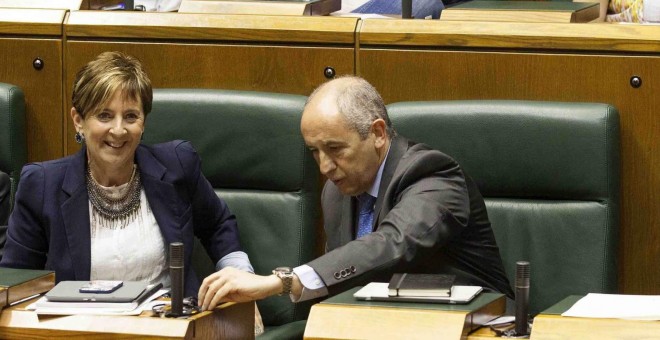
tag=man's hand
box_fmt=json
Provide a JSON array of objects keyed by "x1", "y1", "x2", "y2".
[
  {"x1": 254, "y1": 303, "x2": 264, "y2": 336},
  {"x1": 197, "y1": 267, "x2": 281, "y2": 310}
]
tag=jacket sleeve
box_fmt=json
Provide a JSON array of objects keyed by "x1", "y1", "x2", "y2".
[{"x1": 0, "y1": 164, "x2": 48, "y2": 269}]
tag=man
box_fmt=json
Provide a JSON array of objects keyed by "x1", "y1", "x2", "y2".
[{"x1": 197, "y1": 76, "x2": 513, "y2": 310}]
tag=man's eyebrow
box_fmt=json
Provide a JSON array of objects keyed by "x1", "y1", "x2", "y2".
[{"x1": 323, "y1": 140, "x2": 345, "y2": 147}]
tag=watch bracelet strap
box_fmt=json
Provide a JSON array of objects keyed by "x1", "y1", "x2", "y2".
[{"x1": 274, "y1": 270, "x2": 293, "y2": 295}]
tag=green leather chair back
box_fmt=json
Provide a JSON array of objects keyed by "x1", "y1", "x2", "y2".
[
  {"x1": 143, "y1": 89, "x2": 319, "y2": 330},
  {"x1": 387, "y1": 100, "x2": 620, "y2": 316},
  {"x1": 0, "y1": 83, "x2": 27, "y2": 223}
]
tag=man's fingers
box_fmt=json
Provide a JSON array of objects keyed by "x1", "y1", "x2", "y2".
[
  {"x1": 207, "y1": 283, "x2": 232, "y2": 310},
  {"x1": 198, "y1": 271, "x2": 220, "y2": 307},
  {"x1": 198, "y1": 267, "x2": 271, "y2": 310},
  {"x1": 197, "y1": 278, "x2": 210, "y2": 306},
  {"x1": 201, "y1": 272, "x2": 227, "y2": 310}
]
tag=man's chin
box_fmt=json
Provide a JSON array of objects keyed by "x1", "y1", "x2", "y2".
[{"x1": 337, "y1": 186, "x2": 360, "y2": 197}]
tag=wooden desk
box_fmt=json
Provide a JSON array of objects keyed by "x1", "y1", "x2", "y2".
[
  {"x1": 530, "y1": 296, "x2": 660, "y2": 340},
  {"x1": 532, "y1": 314, "x2": 660, "y2": 340},
  {"x1": 0, "y1": 297, "x2": 254, "y2": 339},
  {"x1": 441, "y1": 1, "x2": 600, "y2": 23},
  {"x1": 304, "y1": 287, "x2": 505, "y2": 339}
]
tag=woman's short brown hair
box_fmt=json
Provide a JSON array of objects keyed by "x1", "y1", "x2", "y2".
[{"x1": 72, "y1": 51, "x2": 152, "y2": 119}]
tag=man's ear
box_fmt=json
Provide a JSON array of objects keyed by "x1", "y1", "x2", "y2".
[
  {"x1": 71, "y1": 107, "x2": 83, "y2": 130},
  {"x1": 371, "y1": 119, "x2": 387, "y2": 148}
]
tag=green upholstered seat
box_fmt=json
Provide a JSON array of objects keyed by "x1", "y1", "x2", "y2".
[
  {"x1": 387, "y1": 100, "x2": 620, "y2": 316},
  {"x1": 0, "y1": 83, "x2": 27, "y2": 222},
  {"x1": 143, "y1": 89, "x2": 319, "y2": 338},
  {"x1": 0, "y1": 83, "x2": 27, "y2": 261}
]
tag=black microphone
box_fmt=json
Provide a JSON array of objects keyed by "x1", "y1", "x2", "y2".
[
  {"x1": 515, "y1": 261, "x2": 530, "y2": 336},
  {"x1": 168, "y1": 242, "x2": 184, "y2": 317},
  {"x1": 402, "y1": 0, "x2": 413, "y2": 19}
]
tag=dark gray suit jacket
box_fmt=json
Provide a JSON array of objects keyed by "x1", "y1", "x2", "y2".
[{"x1": 307, "y1": 136, "x2": 514, "y2": 298}]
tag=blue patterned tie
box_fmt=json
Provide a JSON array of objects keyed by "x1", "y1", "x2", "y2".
[{"x1": 356, "y1": 194, "x2": 377, "y2": 239}]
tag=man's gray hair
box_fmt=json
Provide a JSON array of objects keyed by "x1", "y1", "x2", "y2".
[{"x1": 307, "y1": 76, "x2": 396, "y2": 139}]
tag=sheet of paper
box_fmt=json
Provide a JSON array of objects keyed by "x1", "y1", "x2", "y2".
[
  {"x1": 484, "y1": 315, "x2": 515, "y2": 326},
  {"x1": 562, "y1": 293, "x2": 660, "y2": 320}
]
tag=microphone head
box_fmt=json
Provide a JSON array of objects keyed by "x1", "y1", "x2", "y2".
[
  {"x1": 516, "y1": 261, "x2": 530, "y2": 286},
  {"x1": 170, "y1": 242, "x2": 184, "y2": 267}
]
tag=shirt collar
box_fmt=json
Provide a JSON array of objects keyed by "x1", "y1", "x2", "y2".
[{"x1": 365, "y1": 142, "x2": 391, "y2": 198}]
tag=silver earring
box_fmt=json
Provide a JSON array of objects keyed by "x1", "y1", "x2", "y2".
[{"x1": 75, "y1": 131, "x2": 85, "y2": 144}]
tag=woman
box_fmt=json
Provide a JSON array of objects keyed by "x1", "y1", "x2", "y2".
[{"x1": 0, "y1": 52, "x2": 256, "y2": 308}]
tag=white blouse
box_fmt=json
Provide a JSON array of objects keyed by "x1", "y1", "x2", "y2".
[{"x1": 89, "y1": 185, "x2": 170, "y2": 289}]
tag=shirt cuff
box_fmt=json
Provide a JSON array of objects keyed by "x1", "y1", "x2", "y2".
[
  {"x1": 291, "y1": 264, "x2": 328, "y2": 302},
  {"x1": 216, "y1": 251, "x2": 254, "y2": 273}
]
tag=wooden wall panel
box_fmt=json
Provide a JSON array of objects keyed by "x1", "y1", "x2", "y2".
[
  {"x1": 0, "y1": 38, "x2": 63, "y2": 162},
  {"x1": 64, "y1": 41, "x2": 354, "y2": 153},
  {"x1": 359, "y1": 49, "x2": 659, "y2": 295},
  {"x1": 0, "y1": 8, "x2": 65, "y2": 163}
]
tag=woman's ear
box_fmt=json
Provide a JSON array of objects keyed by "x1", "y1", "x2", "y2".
[{"x1": 71, "y1": 107, "x2": 83, "y2": 130}]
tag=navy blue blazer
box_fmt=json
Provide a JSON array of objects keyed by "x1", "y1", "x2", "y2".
[{"x1": 0, "y1": 140, "x2": 242, "y2": 296}]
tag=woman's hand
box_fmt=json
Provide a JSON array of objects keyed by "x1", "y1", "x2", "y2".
[{"x1": 197, "y1": 267, "x2": 281, "y2": 310}]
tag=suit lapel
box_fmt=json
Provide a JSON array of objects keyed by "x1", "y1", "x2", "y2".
[
  {"x1": 61, "y1": 148, "x2": 91, "y2": 280},
  {"x1": 373, "y1": 136, "x2": 408, "y2": 228},
  {"x1": 136, "y1": 145, "x2": 183, "y2": 246},
  {"x1": 338, "y1": 195, "x2": 355, "y2": 245}
]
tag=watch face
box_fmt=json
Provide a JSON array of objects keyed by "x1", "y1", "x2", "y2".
[{"x1": 274, "y1": 267, "x2": 292, "y2": 273}]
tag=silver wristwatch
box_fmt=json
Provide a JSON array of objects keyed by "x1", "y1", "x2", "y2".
[{"x1": 272, "y1": 267, "x2": 293, "y2": 296}]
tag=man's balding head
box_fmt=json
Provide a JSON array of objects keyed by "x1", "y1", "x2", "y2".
[
  {"x1": 304, "y1": 76, "x2": 395, "y2": 140},
  {"x1": 300, "y1": 76, "x2": 392, "y2": 196}
]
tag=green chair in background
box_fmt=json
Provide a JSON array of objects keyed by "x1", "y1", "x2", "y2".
[
  {"x1": 143, "y1": 89, "x2": 319, "y2": 339},
  {"x1": 388, "y1": 100, "x2": 620, "y2": 316},
  {"x1": 0, "y1": 83, "x2": 27, "y2": 259}
]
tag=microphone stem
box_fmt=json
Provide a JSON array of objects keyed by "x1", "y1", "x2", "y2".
[
  {"x1": 402, "y1": 0, "x2": 413, "y2": 19},
  {"x1": 515, "y1": 261, "x2": 530, "y2": 336},
  {"x1": 170, "y1": 242, "x2": 184, "y2": 317}
]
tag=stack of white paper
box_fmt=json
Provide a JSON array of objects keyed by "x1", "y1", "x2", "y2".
[{"x1": 562, "y1": 293, "x2": 660, "y2": 320}]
